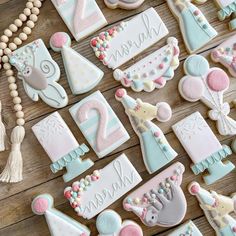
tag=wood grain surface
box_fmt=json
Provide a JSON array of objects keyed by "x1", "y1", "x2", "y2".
[{"x1": 0, "y1": 0, "x2": 236, "y2": 235}]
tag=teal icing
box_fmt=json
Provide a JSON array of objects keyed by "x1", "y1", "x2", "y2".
[
  {"x1": 50, "y1": 144, "x2": 90, "y2": 173},
  {"x1": 218, "y1": 1, "x2": 236, "y2": 20},
  {"x1": 191, "y1": 145, "x2": 232, "y2": 175},
  {"x1": 220, "y1": 225, "x2": 236, "y2": 236}
]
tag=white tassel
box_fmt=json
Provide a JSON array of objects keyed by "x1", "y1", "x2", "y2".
[
  {"x1": 0, "y1": 126, "x2": 25, "y2": 183},
  {"x1": 0, "y1": 101, "x2": 6, "y2": 152}
]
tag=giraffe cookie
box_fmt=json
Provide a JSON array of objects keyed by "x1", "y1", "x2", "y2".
[{"x1": 104, "y1": 0, "x2": 145, "y2": 10}]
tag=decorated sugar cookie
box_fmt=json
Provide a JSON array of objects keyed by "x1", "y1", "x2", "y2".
[
  {"x1": 9, "y1": 39, "x2": 68, "y2": 108},
  {"x1": 189, "y1": 182, "x2": 236, "y2": 236},
  {"x1": 69, "y1": 91, "x2": 130, "y2": 158},
  {"x1": 64, "y1": 154, "x2": 142, "y2": 219},
  {"x1": 96, "y1": 210, "x2": 143, "y2": 236},
  {"x1": 50, "y1": 32, "x2": 104, "y2": 95},
  {"x1": 166, "y1": 0, "x2": 217, "y2": 53},
  {"x1": 90, "y1": 8, "x2": 169, "y2": 69},
  {"x1": 113, "y1": 37, "x2": 180, "y2": 92},
  {"x1": 116, "y1": 89, "x2": 177, "y2": 174},
  {"x1": 211, "y1": 34, "x2": 236, "y2": 77},
  {"x1": 32, "y1": 194, "x2": 90, "y2": 236},
  {"x1": 179, "y1": 54, "x2": 236, "y2": 136},
  {"x1": 167, "y1": 220, "x2": 202, "y2": 236},
  {"x1": 32, "y1": 112, "x2": 94, "y2": 182},
  {"x1": 51, "y1": 0, "x2": 107, "y2": 41},
  {"x1": 104, "y1": 0, "x2": 144, "y2": 10},
  {"x1": 123, "y1": 162, "x2": 187, "y2": 227},
  {"x1": 172, "y1": 112, "x2": 234, "y2": 185}
]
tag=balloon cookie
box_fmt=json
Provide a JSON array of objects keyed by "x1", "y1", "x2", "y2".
[
  {"x1": 32, "y1": 112, "x2": 94, "y2": 182},
  {"x1": 64, "y1": 154, "x2": 142, "y2": 219},
  {"x1": 189, "y1": 182, "x2": 236, "y2": 236},
  {"x1": 179, "y1": 54, "x2": 236, "y2": 136},
  {"x1": 32, "y1": 194, "x2": 90, "y2": 236},
  {"x1": 123, "y1": 162, "x2": 187, "y2": 227},
  {"x1": 51, "y1": 0, "x2": 107, "y2": 41},
  {"x1": 113, "y1": 37, "x2": 180, "y2": 92},
  {"x1": 104, "y1": 0, "x2": 144, "y2": 10},
  {"x1": 166, "y1": 0, "x2": 217, "y2": 53},
  {"x1": 50, "y1": 32, "x2": 104, "y2": 95},
  {"x1": 172, "y1": 112, "x2": 234, "y2": 185},
  {"x1": 211, "y1": 34, "x2": 236, "y2": 77},
  {"x1": 90, "y1": 8, "x2": 168, "y2": 69},
  {"x1": 10, "y1": 39, "x2": 68, "y2": 108},
  {"x1": 116, "y1": 88, "x2": 177, "y2": 174},
  {"x1": 96, "y1": 210, "x2": 143, "y2": 236}
]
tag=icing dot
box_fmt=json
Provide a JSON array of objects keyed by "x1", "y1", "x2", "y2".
[
  {"x1": 156, "y1": 102, "x2": 172, "y2": 122},
  {"x1": 154, "y1": 131, "x2": 160, "y2": 137},
  {"x1": 190, "y1": 184, "x2": 200, "y2": 195},
  {"x1": 120, "y1": 225, "x2": 143, "y2": 236},
  {"x1": 232, "y1": 226, "x2": 236, "y2": 232},
  {"x1": 115, "y1": 88, "x2": 127, "y2": 100},
  {"x1": 203, "y1": 24, "x2": 208, "y2": 29},
  {"x1": 158, "y1": 188, "x2": 164, "y2": 194},
  {"x1": 91, "y1": 39, "x2": 97, "y2": 47},
  {"x1": 206, "y1": 70, "x2": 229, "y2": 92},
  {"x1": 50, "y1": 32, "x2": 71, "y2": 52},
  {"x1": 64, "y1": 190, "x2": 72, "y2": 199},
  {"x1": 166, "y1": 183, "x2": 170, "y2": 188},
  {"x1": 171, "y1": 175, "x2": 177, "y2": 181},
  {"x1": 32, "y1": 197, "x2": 49, "y2": 215},
  {"x1": 194, "y1": 10, "x2": 200, "y2": 15},
  {"x1": 159, "y1": 63, "x2": 164, "y2": 69},
  {"x1": 134, "y1": 198, "x2": 140, "y2": 204}
]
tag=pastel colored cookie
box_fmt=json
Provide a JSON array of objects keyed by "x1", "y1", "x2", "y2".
[
  {"x1": 115, "y1": 88, "x2": 177, "y2": 174},
  {"x1": 9, "y1": 39, "x2": 68, "y2": 108},
  {"x1": 104, "y1": 0, "x2": 144, "y2": 10},
  {"x1": 113, "y1": 37, "x2": 180, "y2": 92},
  {"x1": 167, "y1": 220, "x2": 202, "y2": 236},
  {"x1": 64, "y1": 154, "x2": 142, "y2": 219},
  {"x1": 178, "y1": 54, "x2": 236, "y2": 136},
  {"x1": 166, "y1": 0, "x2": 217, "y2": 53},
  {"x1": 50, "y1": 32, "x2": 104, "y2": 95},
  {"x1": 51, "y1": 0, "x2": 107, "y2": 41},
  {"x1": 90, "y1": 7, "x2": 169, "y2": 69},
  {"x1": 32, "y1": 112, "x2": 94, "y2": 182},
  {"x1": 32, "y1": 194, "x2": 90, "y2": 236},
  {"x1": 96, "y1": 210, "x2": 143, "y2": 236},
  {"x1": 69, "y1": 91, "x2": 130, "y2": 158},
  {"x1": 189, "y1": 182, "x2": 236, "y2": 236},
  {"x1": 172, "y1": 112, "x2": 234, "y2": 185},
  {"x1": 211, "y1": 34, "x2": 236, "y2": 77},
  {"x1": 123, "y1": 162, "x2": 187, "y2": 227}
]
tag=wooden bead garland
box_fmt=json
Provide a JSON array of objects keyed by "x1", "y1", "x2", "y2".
[{"x1": 0, "y1": 0, "x2": 43, "y2": 183}]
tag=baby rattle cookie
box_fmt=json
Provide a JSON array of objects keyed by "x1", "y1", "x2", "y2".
[
  {"x1": 69, "y1": 91, "x2": 130, "y2": 158},
  {"x1": 32, "y1": 112, "x2": 94, "y2": 182},
  {"x1": 123, "y1": 162, "x2": 187, "y2": 227},
  {"x1": 172, "y1": 112, "x2": 234, "y2": 185},
  {"x1": 211, "y1": 34, "x2": 236, "y2": 78},
  {"x1": 32, "y1": 194, "x2": 90, "y2": 236},
  {"x1": 167, "y1": 220, "x2": 202, "y2": 236},
  {"x1": 179, "y1": 54, "x2": 236, "y2": 136},
  {"x1": 189, "y1": 182, "x2": 236, "y2": 236},
  {"x1": 96, "y1": 210, "x2": 143, "y2": 236},
  {"x1": 104, "y1": 0, "x2": 144, "y2": 10},
  {"x1": 10, "y1": 39, "x2": 68, "y2": 108},
  {"x1": 166, "y1": 0, "x2": 217, "y2": 53},
  {"x1": 90, "y1": 8, "x2": 168, "y2": 69},
  {"x1": 64, "y1": 154, "x2": 142, "y2": 219},
  {"x1": 50, "y1": 32, "x2": 104, "y2": 95},
  {"x1": 113, "y1": 37, "x2": 180, "y2": 92},
  {"x1": 51, "y1": 0, "x2": 107, "y2": 41},
  {"x1": 115, "y1": 88, "x2": 177, "y2": 174}
]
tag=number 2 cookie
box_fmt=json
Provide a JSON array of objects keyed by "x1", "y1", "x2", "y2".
[{"x1": 179, "y1": 54, "x2": 236, "y2": 136}]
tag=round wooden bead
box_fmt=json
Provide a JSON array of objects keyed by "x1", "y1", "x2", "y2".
[
  {"x1": 23, "y1": 26, "x2": 31, "y2": 35},
  {"x1": 19, "y1": 33, "x2": 27, "y2": 41},
  {"x1": 8, "y1": 76, "x2": 16, "y2": 83},
  {"x1": 0, "y1": 42, "x2": 7, "y2": 49},
  {"x1": 0, "y1": 49, "x2": 3, "y2": 56},
  {"x1": 2, "y1": 55, "x2": 9, "y2": 63},
  {"x1": 4, "y1": 48, "x2": 11, "y2": 55},
  {"x1": 3, "y1": 63, "x2": 11, "y2": 70},
  {"x1": 30, "y1": 14, "x2": 38, "y2": 22},
  {"x1": 23, "y1": 8, "x2": 31, "y2": 16},
  {"x1": 17, "y1": 118, "x2": 25, "y2": 126},
  {"x1": 6, "y1": 69, "x2": 14, "y2": 76},
  {"x1": 26, "y1": 2, "x2": 34, "y2": 9},
  {"x1": 0, "y1": 64, "x2": 2, "y2": 70},
  {"x1": 13, "y1": 96, "x2": 21, "y2": 104},
  {"x1": 33, "y1": 0, "x2": 42, "y2": 8},
  {"x1": 14, "y1": 19, "x2": 23, "y2": 27},
  {"x1": 14, "y1": 37, "x2": 22, "y2": 46},
  {"x1": 16, "y1": 111, "x2": 24, "y2": 118},
  {"x1": 1, "y1": 35, "x2": 9, "y2": 43},
  {"x1": 19, "y1": 13, "x2": 27, "y2": 22},
  {"x1": 31, "y1": 7, "x2": 39, "y2": 15},
  {"x1": 4, "y1": 29, "x2": 13, "y2": 37},
  {"x1": 9, "y1": 83, "x2": 17, "y2": 91},
  {"x1": 26, "y1": 20, "x2": 34, "y2": 28},
  {"x1": 14, "y1": 104, "x2": 22, "y2": 112},
  {"x1": 9, "y1": 42, "x2": 17, "y2": 51},
  {"x1": 10, "y1": 90, "x2": 18, "y2": 97},
  {"x1": 9, "y1": 24, "x2": 18, "y2": 32}
]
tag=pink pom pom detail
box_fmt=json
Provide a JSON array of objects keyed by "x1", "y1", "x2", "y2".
[
  {"x1": 190, "y1": 184, "x2": 199, "y2": 195},
  {"x1": 124, "y1": 203, "x2": 131, "y2": 210},
  {"x1": 120, "y1": 225, "x2": 143, "y2": 236},
  {"x1": 207, "y1": 70, "x2": 229, "y2": 92},
  {"x1": 50, "y1": 32, "x2": 68, "y2": 48},
  {"x1": 32, "y1": 197, "x2": 49, "y2": 214},
  {"x1": 154, "y1": 131, "x2": 160, "y2": 137},
  {"x1": 115, "y1": 89, "x2": 126, "y2": 99}
]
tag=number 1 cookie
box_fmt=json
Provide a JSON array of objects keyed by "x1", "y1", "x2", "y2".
[{"x1": 104, "y1": 0, "x2": 144, "y2": 10}]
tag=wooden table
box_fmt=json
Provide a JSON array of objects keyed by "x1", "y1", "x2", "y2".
[{"x1": 0, "y1": 0, "x2": 236, "y2": 235}]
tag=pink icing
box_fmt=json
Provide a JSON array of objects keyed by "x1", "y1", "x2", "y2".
[
  {"x1": 119, "y1": 225, "x2": 143, "y2": 236},
  {"x1": 32, "y1": 197, "x2": 49, "y2": 214},
  {"x1": 50, "y1": 32, "x2": 68, "y2": 48},
  {"x1": 157, "y1": 103, "x2": 172, "y2": 122},
  {"x1": 116, "y1": 88, "x2": 126, "y2": 98},
  {"x1": 154, "y1": 131, "x2": 160, "y2": 137},
  {"x1": 206, "y1": 70, "x2": 229, "y2": 92},
  {"x1": 154, "y1": 77, "x2": 164, "y2": 86},
  {"x1": 190, "y1": 184, "x2": 200, "y2": 194},
  {"x1": 124, "y1": 203, "x2": 131, "y2": 210}
]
